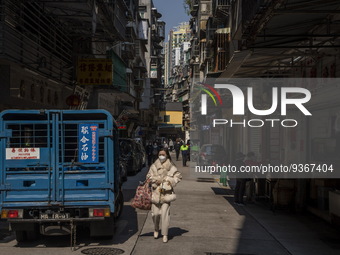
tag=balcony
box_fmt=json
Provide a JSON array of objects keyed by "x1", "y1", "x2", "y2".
[
  {"x1": 213, "y1": 29, "x2": 230, "y2": 72},
  {"x1": 213, "y1": 0, "x2": 231, "y2": 21},
  {"x1": 0, "y1": 0, "x2": 73, "y2": 84},
  {"x1": 122, "y1": 43, "x2": 135, "y2": 60},
  {"x1": 33, "y1": 0, "x2": 128, "y2": 41},
  {"x1": 190, "y1": 0, "x2": 199, "y2": 17},
  {"x1": 200, "y1": 1, "x2": 213, "y2": 16},
  {"x1": 157, "y1": 20, "x2": 165, "y2": 40},
  {"x1": 152, "y1": 30, "x2": 163, "y2": 43},
  {"x1": 214, "y1": 0, "x2": 232, "y2": 8}
]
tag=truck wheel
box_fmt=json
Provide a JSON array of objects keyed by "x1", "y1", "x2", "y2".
[
  {"x1": 26, "y1": 229, "x2": 38, "y2": 241},
  {"x1": 15, "y1": 231, "x2": 26, "y2": 242},
  {"x1": 114, "y1": 189, "x2": 124, "y2": 219}
]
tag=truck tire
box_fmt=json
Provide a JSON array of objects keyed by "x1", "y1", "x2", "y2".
[
  {"x1": 26, "y1": 230, "x2": 38, "y2": 241},
  {"x1": 114, "y1": 189, "x2": 124, "y2": 219},
  {"x1": 15, "y1": 231, "x2": 26, "y2": 242}
]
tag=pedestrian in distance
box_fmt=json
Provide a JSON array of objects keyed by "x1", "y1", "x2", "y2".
[
  {"x1": 186, "y1": 140, "x2": 191, "y2": 161},
  {"x1": 145, "y1": 142, "x2": 153, "y2": 166},
  {"x1": 169, "y1": 139, "x2": 174, "y2": 152},
  {"x1": 174, "y1": 140, "x2": 181, "y2": 161},
  {"x1": 152, "y1": 142, "x2": 159, "y2": 163},
  {"x1": 180, "y1": 142, "x2": 189, "y2": 167},
  {"x1": 244, "y1": 151, "x2": 259, "y2": 202},
  {"x1": 146, "y1": 148, "x2": 182, "y2": 243},
  {"x1": 234, "y1": 152, "x2": 246, "y2": 206}
]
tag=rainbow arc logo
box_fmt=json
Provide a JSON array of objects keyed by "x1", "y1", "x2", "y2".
[{"x1": 197, "y1": 83, "x2": 223, "y2": 114}]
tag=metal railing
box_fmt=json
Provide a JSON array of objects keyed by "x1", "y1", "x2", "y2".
[
  {"x1": 0, "y1": 0, "x2": 73, "y2": 83},
  {"x1": 242, "y1": 0, "x2": 264, "y2": 25},
  {"x1": 216, "y1": 0, "x2": 232, "y2": 7}
]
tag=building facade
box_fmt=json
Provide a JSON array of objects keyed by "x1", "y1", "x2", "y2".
[
  {"x1": 187, "y1": 0, "x2": 340, "y2": 220},
  {"x1": 0, "y1": 0, "x2": 166, "y2": 141},
  {"x1": 138, "y1": 0, "x2": 166, "y2": 142}
]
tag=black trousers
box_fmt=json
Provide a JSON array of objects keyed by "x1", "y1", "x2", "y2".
[
  {"x1": 234, "y1": 179, "x2": 246, "y2": 203},
  {"x1": 182, "y1": 152, "x2": 188, "y2": 166},
  {"x1": 175, "y1": 150, "x2": 180, "y2": 160}
]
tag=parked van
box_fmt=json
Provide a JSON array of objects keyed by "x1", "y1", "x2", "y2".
[{"x1": 0, "y1": 110, "x2": 124, "y2": 241}]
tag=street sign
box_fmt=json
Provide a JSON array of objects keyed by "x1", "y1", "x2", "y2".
[
  {"x1": 78, "y1": 123, "x2": 99, "y2": 163},
  {"x1": 6, "y1": 148, "x2": 40, "y2": 160}
]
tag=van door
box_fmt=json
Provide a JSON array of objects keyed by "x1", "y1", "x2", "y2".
[
  {"x1": 55, "y1": 111, "x2": 112, "y2": 205},
  {"x1": 0, "y1": 110, "x2": 114, "y2": 208},
  {"x1": 0, "y1": 112, "x2": 54, "y2": 206}
]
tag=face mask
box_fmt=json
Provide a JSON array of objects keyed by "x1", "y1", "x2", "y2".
[{"x1": 159, "y1": 155, "x2": 166, "y2": 162}]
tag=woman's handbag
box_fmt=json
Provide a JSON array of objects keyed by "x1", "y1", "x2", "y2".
[
  {"x1": 160, "y1": 181, "x2": 176, "y2": 203},
  {"x1": 131, "y1": 178, "x2": 152, "y2": 210}
]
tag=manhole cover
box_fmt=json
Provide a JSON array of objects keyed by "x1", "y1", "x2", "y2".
[{"x1": 81, "y1": 247, "x2": 124, "y2": 255}]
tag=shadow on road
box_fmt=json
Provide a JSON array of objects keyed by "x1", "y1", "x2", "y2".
[{"x1": 139, "y1": 227, "x2": 188, "y2": 240}]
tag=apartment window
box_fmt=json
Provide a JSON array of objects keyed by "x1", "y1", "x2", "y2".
[
  {"x1": 164, "y1": 115, "x2": 170, "y2": 122},
  {"x1": 201, "y1": 3, "x2": 211, "y2": 14},
  {"x1": 201, "y1": 3, "x2": 207, "y2": 12}
]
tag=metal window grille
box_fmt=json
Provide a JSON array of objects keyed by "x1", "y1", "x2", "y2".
[
  {"x1": 7, "y1": 123, "x2": 49, "y2": 148},
  {"x1": 0, "y1": 0, "x2": 73, "y2": 83}
]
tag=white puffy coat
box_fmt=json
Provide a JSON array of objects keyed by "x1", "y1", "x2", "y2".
[{"x1": 146, "y1": 159, "x2": 182, "y2": 204}]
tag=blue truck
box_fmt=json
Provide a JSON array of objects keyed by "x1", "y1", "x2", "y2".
[{"x1": 0, "y1": 109, "x2": 124, "y2": 242}]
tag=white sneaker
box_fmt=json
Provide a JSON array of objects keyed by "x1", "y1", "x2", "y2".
[
  {"x1": 154, "y1": 231, "x2": 159, "y2": 239},
  {"x1": 163, "y1": 235, "x2": 168, "y2": 243}
]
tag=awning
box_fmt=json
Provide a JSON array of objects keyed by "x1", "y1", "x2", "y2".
[
  {"x1": 122, "y1": 106, "x2": 139, "y2": 114},
  {"x1": 158, "y1": 124, "x2": 183, "y2": 129},
  {"x1": 219, "y1": 50, "x2": 251, "y2": 78},
  {"x1": 115, "y1": 92, "x2": 136, "y2": 102},
  {"x1": 215, "y1": 27, "x2": 230, "y2": 34}
]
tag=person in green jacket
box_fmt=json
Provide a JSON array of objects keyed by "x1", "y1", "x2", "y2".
[{"x1": 180, "y1": 143, "x2": 189, "y2": 167}]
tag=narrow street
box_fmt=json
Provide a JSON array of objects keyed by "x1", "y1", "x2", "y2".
[
  {"x1": 1, "y1": 152, "x2": 339, "y2": 255},
  {"x1": 0, "y1": 1, "x2": 339, "y2": 255}
]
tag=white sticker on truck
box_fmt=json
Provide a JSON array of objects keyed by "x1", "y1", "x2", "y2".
[{"x1": 6, "y1": 148, "x2": 40, "y2": 160}]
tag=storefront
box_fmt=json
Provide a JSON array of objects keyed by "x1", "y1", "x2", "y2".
[{"x1": 0, "y1": 61, "x2": 69, "y2": 111}]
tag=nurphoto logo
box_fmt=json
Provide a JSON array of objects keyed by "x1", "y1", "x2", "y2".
[{"x1": 200, "y1": 84, "x2": 312, "y2": 128}]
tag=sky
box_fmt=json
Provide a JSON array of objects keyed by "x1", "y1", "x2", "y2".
[{"x1": 152, "y1": 0, "x2": 190, "y2": 41}]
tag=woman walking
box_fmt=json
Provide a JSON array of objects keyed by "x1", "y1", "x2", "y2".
[{"x1": 146, "y1": 148, "x2": 182, "y2": 243}]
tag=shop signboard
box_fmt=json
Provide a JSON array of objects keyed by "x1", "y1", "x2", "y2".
[{"x1": 77, "y1": 58, "x2": 112, "y2": 85}]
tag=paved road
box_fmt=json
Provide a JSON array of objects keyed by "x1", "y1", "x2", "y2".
[{"x1": 0, "y1": 166, "x2": 149, "y2": 255}]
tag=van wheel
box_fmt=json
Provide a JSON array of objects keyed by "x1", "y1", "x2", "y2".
[
  {"x1": 15, "y1": 231, "x2": 26, "y2": 242},
  {"x1": 114, "y1": 189, "x2": 124, "y2": 219}
]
